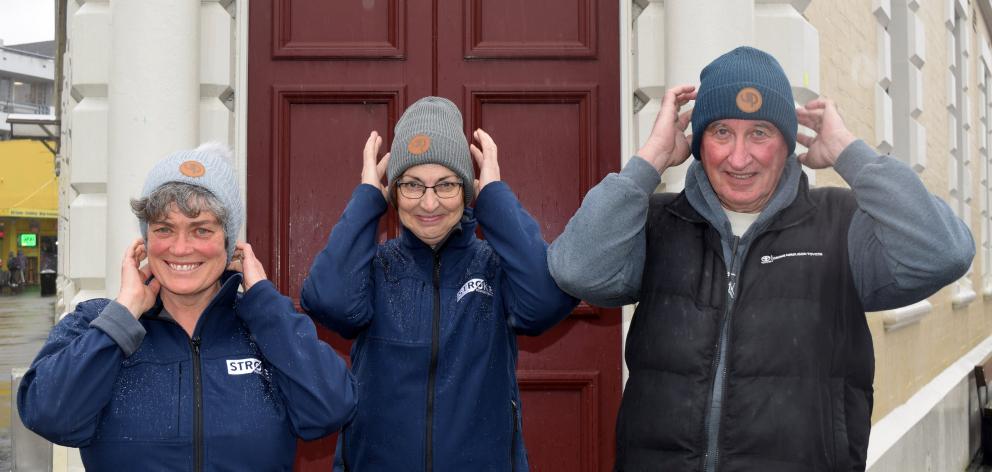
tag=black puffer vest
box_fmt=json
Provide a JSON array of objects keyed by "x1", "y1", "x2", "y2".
[{"x1": 616, "y1": 180, "x2": 874, "y2": 472}]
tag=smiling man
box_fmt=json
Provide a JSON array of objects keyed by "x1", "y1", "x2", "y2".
[{"x1": 548, "y1": 46, "x2": 975, "y2": 471}]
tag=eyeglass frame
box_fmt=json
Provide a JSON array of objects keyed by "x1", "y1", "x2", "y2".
[{"x1": 394, "y1": 180, "x2": 465, "y2": 199}]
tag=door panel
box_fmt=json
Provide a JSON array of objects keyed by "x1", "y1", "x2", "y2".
[
  {"x1": 249, "y1": 1, "x2": 620, "y2": 470},
  {"x1": 465, "y1": 0, "x2": 597, "y2": 58},
  {"x1": 272, "y1": 0, "x2": 404, "y2": 58}
]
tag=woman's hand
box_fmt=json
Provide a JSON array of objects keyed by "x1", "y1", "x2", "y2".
[
  {"x1": 362, "y1": 131, "x2": 391, "y2": 199},
  {"x1": 115, "y1": 238, "x2": 161, "y2": 319},
  {"x1": 227, "y1": 242, "x2": 267, "y2": 292},
  {"x1": 470, "y1": 128, "x2": 500, "y2": 197}
]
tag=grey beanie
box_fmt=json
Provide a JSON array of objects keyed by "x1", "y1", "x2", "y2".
[
  {"x1": 387, "y1": 96, "x2": 475, "y2": 206},
  {"x1": 139, "y1": 142, "x2": 243, "y2": 262},
  {"x1": 691, "y1": 46, "x2": 797, "y2": 160}
]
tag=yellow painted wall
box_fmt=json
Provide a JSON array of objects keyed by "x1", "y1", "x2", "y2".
[
  {"x1": 0, "y1": 139, "x2": 59, "y2": 284},
  {"x1": 0, "y1": 139, "x2": 58, "y2": 218}
]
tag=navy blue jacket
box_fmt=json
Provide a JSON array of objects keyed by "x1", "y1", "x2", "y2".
[
  {"x1": 18, "y1": 272, "x2": 356, "y2": 471},
  {"x1": 301, "y1": 182, "x2": 577, "y2": 471}
]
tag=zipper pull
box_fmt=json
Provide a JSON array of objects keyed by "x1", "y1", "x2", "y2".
[{"x1": 191, "y1": 337, "x2": 201, "y2": 354}]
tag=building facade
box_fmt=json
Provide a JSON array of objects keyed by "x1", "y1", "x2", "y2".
[
  {"x1": 0, "y1": 40, "x2": 55, "y2": 140},
  {"x1": 52, "y1": 0, "x2": 992, "y2": 470}
]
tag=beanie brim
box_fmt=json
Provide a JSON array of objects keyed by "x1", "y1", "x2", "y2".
[{"x1": 690, "y1": 82, "x2": 797, "y2": 160}]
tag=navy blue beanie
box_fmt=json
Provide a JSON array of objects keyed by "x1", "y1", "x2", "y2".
[{"x1": 691, "y1": 46, "x2": 797, "y2": 160}]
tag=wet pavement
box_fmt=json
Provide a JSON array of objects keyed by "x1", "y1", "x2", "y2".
[{"x1": 0, "y1": 287, "x2": 56, "y2": 471}]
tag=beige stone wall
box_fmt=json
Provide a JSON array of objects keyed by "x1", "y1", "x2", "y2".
[{"x1": 805, "y1": 0, "x2": 990, "y2": 423}]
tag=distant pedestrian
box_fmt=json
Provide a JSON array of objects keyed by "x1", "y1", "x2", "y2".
[
  {"x1": 7, "y1": 250, "x2": 22, "y2": 288},
  {"x1": 16, "y1": 249, "x2": 26, "y2": 284}
]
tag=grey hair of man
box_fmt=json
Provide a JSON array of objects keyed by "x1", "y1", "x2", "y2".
[{"x1": 130, "y1": 182, "x2": 230, "y2": 248}]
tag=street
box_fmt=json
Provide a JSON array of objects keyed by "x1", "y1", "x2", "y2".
[{"x1": 0, "y1": 287, "x2": 55, "y2": 471}]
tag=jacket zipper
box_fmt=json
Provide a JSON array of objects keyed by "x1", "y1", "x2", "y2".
[
  {"x1": 341, "y1": 427, "x2": 349, "y2": 472},
  {"x1": 190, "y1": 336, "x2": 204, "y2": 472},
  {"x1": 702, "y1": 237, "x2": 740, "y2": 472},
  {"x1": 424, "y1": 251, "x2": 442, "y2": 472},
  {"x1": 510, "y1": 399, "x2": 519, "y2": 471}
]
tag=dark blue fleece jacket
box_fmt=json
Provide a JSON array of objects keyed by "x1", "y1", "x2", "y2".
[
  {"x1": 18, "y1": 272, "x2": 356, "y2": 471},
  {"x1": 301, "y1": 182, "x2": 577, "y2": 471}
]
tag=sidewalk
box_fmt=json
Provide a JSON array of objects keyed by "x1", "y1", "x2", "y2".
[{"x1": 0, "y1": 287, "x2": 56, "y2": 471}]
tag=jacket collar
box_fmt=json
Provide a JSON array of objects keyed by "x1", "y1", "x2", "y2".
[
  {"x1": 143, "y1": 271, "x2": 243, "y2": 335},
  {"x1": 672, "y1": 154, "x2": 815, "y2": 237}
]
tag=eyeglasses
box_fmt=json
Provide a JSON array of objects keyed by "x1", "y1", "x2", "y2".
[{"x1": 395, "y1": 181, "x2": 464, "y2": 199}]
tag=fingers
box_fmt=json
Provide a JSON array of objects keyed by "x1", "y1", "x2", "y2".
[
  {"x1": 138, "y1": 264, "x2": 155, "y2": 285},
  {"x1": 146, "y1": 278, "x2": 161, "y2": 296},
  {"x1": 376, "y1": 153, "x2": 391, "y2": 179},
  {"x1": 240, "y1": 242, "x2": 259, "y2": 264},
  {"x1": 362, "y1": 131, "x2": 388, "y2": 188},
  {"x1": 471, "y1": 129, "x2": 498, "y2": 168},
  {"x1": 662, "y1": 85, "x2": 696, "y2": 109},
  {"x1": 802, "y1": 97, "x2": 830, "y2": 110},
  {"x1": 363, "y1": 131, "x2": 382, "y2": 162},
  {"x1": 795, "y1": 107, "x2": 822, "y2": 129},
  {"x1": 123, "y1": 238, "x2": 144, "y2": 267},
  {"x1": 473, "y1": 129, "x2": 497, "y2": 154},
  {"x1": 470, "y1": 143, "x2": 484, "y2": 167},
  {"x1": 796, "y1": 132, "x2": 816, "y2": 148},
  {"x1": 677, "y1": 109, "x2": 694, "y2": 131}
]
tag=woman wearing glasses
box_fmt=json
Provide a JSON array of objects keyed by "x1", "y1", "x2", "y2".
[{"x1": 301, "y1": 96, "x2": 577, "y2": 471}]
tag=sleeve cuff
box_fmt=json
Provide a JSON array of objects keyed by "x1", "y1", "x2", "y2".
[
  {"x1": 621, "y1": 156, "x2": 663, "y2": 195},
  {"x1": 832, "y1": 139, "x2": 876, "y2": 183},
  {"x1": 356, "y1": 184, "x2": 389, "y2": 211},
  {"x1": 240, "y1": 279, "x2": 281, "y2": 315},
  {"x1": 89, "y1": 300, "x2": 146, "y2": 357},
  {"x1": 474, "y1": 181, "x2": 511, "y2": 212}
]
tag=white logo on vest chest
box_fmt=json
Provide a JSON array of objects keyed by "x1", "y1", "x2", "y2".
[
  {"x1": 456, "y1": 278, "x2": 493, "y2": 302},
  {"x1": 227, "y1": 357, "x2": 263, "y2": 375},
  {"x1": 759, "y1": 251, "x2": 824, "y2": 264}
]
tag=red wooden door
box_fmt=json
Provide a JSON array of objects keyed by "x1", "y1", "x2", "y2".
[{"x1": 248, "y1": 1, "x2": 620, "y2": 470}]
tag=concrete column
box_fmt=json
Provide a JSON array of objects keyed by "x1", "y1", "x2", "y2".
[
  {"x1": 661, "y1": 0, "x2": 754, "y2": 192},
  {"x1": 107, "y1": 0, "x2": 199, "y2": 297},
  {"x1": 66, "y1": 0, "x2": 111, "y2": 309}
]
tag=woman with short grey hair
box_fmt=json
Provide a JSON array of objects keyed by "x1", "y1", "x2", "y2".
[{"x1": 18, "y1": 142, "x2": 357, "y2": 471}]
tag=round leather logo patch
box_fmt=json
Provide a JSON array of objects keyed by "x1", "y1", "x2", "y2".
[
  {"x1": 408, "y1": 135, "x2": 431, "y2": 155},
  {"x1": 179, "y1": 160, "x2": 206, "y2": 178},
  {"x1": 736, "y1": 87, "x2": 763, "y2": 113}
]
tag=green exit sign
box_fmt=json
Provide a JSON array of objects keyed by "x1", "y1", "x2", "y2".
[{"x1": 19, "y1": 233, "x2": 37, "y2": 247}]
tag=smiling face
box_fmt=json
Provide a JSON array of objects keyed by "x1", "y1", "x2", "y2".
[
  {"x1": 395, "y1": 164, "x2": 465, "y2": 247},
  {"x1": 146, "y1": 206, "x2": 227, "y2": 303},
  {"x1": 700, "y1": 119, "x2": 789, "y2": 213}
]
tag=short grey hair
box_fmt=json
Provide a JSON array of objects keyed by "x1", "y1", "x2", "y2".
[{"x1": 130, "y1": 182, "x2": 229, "y2": 234}]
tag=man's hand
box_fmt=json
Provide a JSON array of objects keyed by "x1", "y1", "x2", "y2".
[
  {"x1": 115, "y1": 238, "x2": 161, "y2": 319},
  {"x1": 361, "y1": 131, "x2": 391, "y2": 199},
  {"x1": 796, "y1": 98, "x2": 857, "y2": 169},
  {"x1": 470, "y1": 128, "x2": 500, "y2": 197},
  {"x1": 227, "y1": 242, "x2": 266, "y2": 292},
  {"x1": 635, "y1": 85, "x2": 696, "y2": 173}
]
